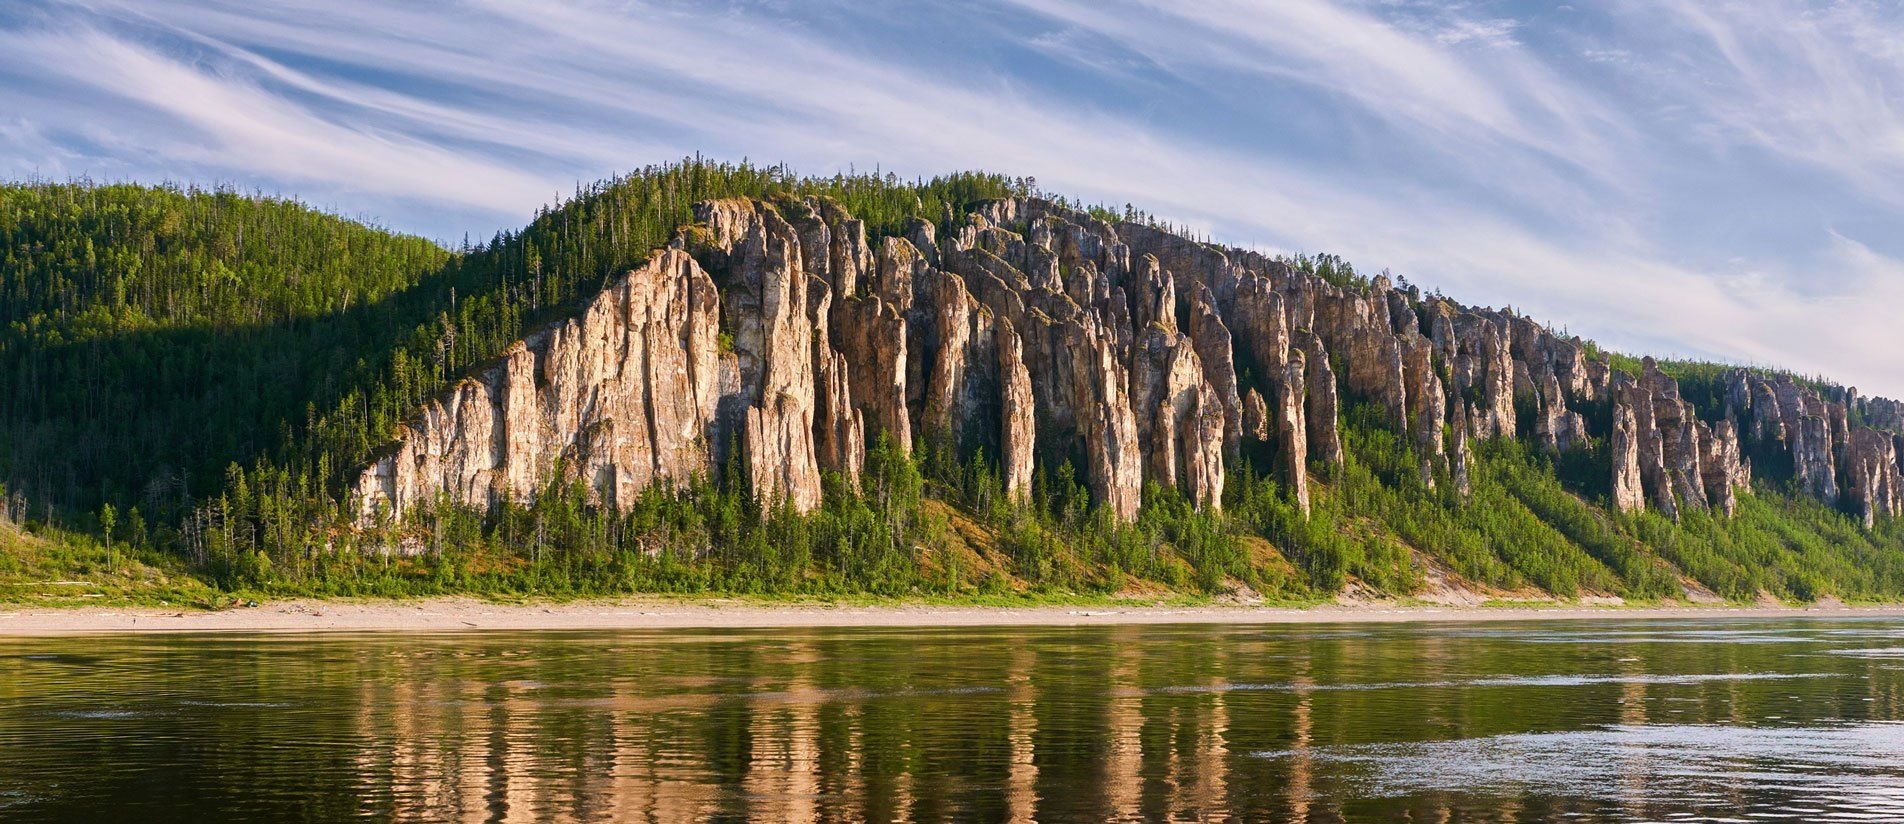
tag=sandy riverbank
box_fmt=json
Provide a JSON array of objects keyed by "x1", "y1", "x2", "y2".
[{"x1": 3, "y1": 598, "x2": 1903, "y2": 634}]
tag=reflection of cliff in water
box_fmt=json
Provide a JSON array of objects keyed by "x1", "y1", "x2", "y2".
[{"x1": 3, "y1": 620, "x2": 1904, "y2": 822}]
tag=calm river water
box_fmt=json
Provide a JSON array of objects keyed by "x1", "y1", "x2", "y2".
[{"x1": 3, "y1": 618, "x2": 1904, "y2": 822}]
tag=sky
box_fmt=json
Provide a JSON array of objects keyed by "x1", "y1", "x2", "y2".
[{"x1": 3, "y1": 0, "x2": 1903, "y2": 396}]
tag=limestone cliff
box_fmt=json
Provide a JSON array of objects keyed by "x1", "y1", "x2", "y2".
[{"x1": 354, "y1": 195, "x2": 1904, "y2": 531}]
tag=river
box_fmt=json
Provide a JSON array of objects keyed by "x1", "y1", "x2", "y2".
[{"x1": 4, "y1": 618, "x2": 1902, "y2": 821}]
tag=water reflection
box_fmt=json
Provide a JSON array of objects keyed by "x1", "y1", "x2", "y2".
[
  {"x1": 1, "y1": 619, "x2": 1903, "y2": 822},
  {"x1": 1297, "y1": 723, "x2": 1904, "y2": 821}
]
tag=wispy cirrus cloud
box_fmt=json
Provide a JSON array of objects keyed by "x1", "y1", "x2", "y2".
[
  {"x1": 1605, "y1": 0, "x2": 1904, "y2": 207},
  {"x1": 0, "y1": 26, "x2": 566, "y2": 217},
  {"x1": 0, "y1": 0, "x2": 1900, "y2": 395}
]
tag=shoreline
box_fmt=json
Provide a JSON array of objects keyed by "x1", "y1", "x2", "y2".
[{"x1": 4, "y1": 598, "x2": 1904, "y2": 635}]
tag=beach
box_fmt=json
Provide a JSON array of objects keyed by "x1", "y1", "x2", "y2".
[{"x1": 3, "y1": 598, "x2": 1900, "y2": 634}]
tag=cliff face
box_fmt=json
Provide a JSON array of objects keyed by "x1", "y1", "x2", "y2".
[
  {"x1": 353, "y1": 247, "x2": 726, "y2": 521},
  {"x1": 353, "y1": 196, "x2": 1904, "y2": 530}
]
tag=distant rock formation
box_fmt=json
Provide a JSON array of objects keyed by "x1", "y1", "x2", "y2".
[{"x1": 1721, "y1": 370, "x2": 1903, "y2": 527}]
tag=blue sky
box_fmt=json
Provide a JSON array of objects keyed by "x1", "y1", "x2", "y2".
[{"x1": 4, "y1": 0, "x2": 1903, "y2": 396}]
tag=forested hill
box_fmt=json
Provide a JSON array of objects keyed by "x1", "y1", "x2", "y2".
[{"x1": 3, "y1": 159, "x2": 1903, "y2": 605}]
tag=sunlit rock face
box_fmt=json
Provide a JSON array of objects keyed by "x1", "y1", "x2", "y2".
[
  {"x1": 354, "y1": 196, "x2": 1904, "y2": 528},
  {"x1": 352, "y1": 246, "x2": 725, "y2": 522}
]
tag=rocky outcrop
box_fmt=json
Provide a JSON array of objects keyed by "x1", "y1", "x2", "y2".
[
  {"x1": 833, "y1": 293, "x2": 910, "y2": 451},
  {"x1": 1186, "y1": 283, "x2": 1242, "y2": 457},
  {"x1": 1795, "y1": 414, "x2": 1839, "y2": 505},
  {"x1": 1233, "y1": 275, "x2": 1291, "y2": 384},
  {"x1": 353, "y1": 247, "x2": 724, "y2": 521},
  {"x1": 1720, "y1": 368, "x2": 1904, "y2": 524},
  {"x1": 1611, "y1": 399, "x2": 1644, "y2": 513},
  {"x1": 1404, "y1": 334, "x2": 1445, "y2": 485},
  {"x1": 1071, "y1": 330, "x2": 1146, "y2": 521},
  {"x1": 1434, "y1": 304, "x2": 1516, "y2": 440},
  {"x1": 813, "y1": 346, "x2": 865, "y2": 486},
  {"x1": 997, "y1": 319, "x2": 1036, "y2": 500},
  {"x1": 832, "y1": 229, "x2": 913, "y2": 452},
  {"x1": 1130, "y1": 313, "x2": 1225, "y2": 510},
  {"x1": 1449, "y1": 401, "x2": 1474, "y2": 498},
  {"x1": 1326, "y1": 281, "x2": 1409, "y2": 428},
  {"x1": 1297, "y1": 331, "x2": 1343, "y2": 466},
  {"x1": 1242, "y1": 388, "x2": 1271, "y2": 443},
  {"x1": 1845, "y1": 429, "x2": 1904, "y2": 528},
  {"x1": 1180, "y1": 394, "x2": 1227, "y2": 511},
  {"x1": 1646, "y1": 365, "x2": 1708, "y2": 516},
  {"x1": 910, "y1": 266, "x2": 990, "y2": 449},
  {"x1": 354, "y1": 193, "x2": 1901, "y2": 535},
  {"x1": 1602, "y1": 359, "x2": 1755, "y2": 519},
  {"x1": 1866, "y1": 396, "x2": 1904, "y2": 432},
  {"x1": 1277, "y1": 350, "x2": 1310, "y2": 513},
  {"x1": 700, "y1": 199, "x2": 829, "y2": 510},
  {"x1": 1533, "y1": 372, "x2": 1586, "y2": 453},
  {"x1": 1699, "y1": 420, "x2": 1747, "y2": 517},
  {"x1": 1613, "y1": 369, "x2": 1678, "y2": 518}
]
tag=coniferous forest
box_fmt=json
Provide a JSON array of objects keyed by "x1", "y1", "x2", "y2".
[{"x1": 5, "y1": 158, "x2": 1904, "y2": 605}]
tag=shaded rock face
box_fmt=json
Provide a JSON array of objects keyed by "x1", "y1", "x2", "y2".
[
  {"x1": 1699, "y1": 420, "x2": 1747, "y2": 517},
  {"x1": 1186, "y1": 283, "x2": 1242, "y2": 458},
  {"x1": 1866, "y1": 397, "x2": 1904, "y2": 433},
  {"x1": 1325, "y1": 284, "x2": 1408, "y2": 429},
  {"x1": 1404, "y1": 334, "x2": 1446, "y2": 486},
  {"x1": 1075, "y1": 327, "x2": 1148, "y2": 520},
  {"x1": 910, "y1": 265, "x2": 991, "y2": 450},
  {"x1": 813, "y1": 346, "x2": 865, "y2": 486},
  {"x1": 1242, "y1": 388, "x2": 1271, "y2": 443},
  {"x1": 1613, "y1": 373, "x2": 1677, "y2": 519},
  {"x1": 1601, "y1": 364, "x2": 1904, "y2": 526},
  {"x1": 1127, "y1": 258, "x2": 1227, "y2": 510},
  {"x1": 1534, "y1": 372, "x2": 1585, "y2": 453},
  {"x1": 1449, "y1": 401, "x2": 1474, "y2": 498},
  {"x1": 355, "y1": 194, "x2": 1904, "y2": 531},
  {"x1": 1844, "y1": 429, "x2": 1901, "y2": 528},
  {"x1": 1720, "y1": 368, "x2": 1904, "y2": 525},
  {"x1": 1297, "y1": 331, "x2": 1343, "y2": 466},
  {"x1": 1433, "y1": 305, "x2": 1516, "y2": 441},
  {"x1": 1795, "y1": 415, "x2": 1839, "y2": 504},
  {"x1": 1646, "y1": 362, "x2": 1709, "y2": 516},
  {"x1": 832, "y1": 232, "x2": 914, "y2": 454}
]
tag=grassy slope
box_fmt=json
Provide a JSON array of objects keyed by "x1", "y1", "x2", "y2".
[{"x1": 0, "y1": 521, "x2": 217, "y2": 607}]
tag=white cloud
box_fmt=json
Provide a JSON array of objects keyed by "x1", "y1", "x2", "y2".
[
  {"x1": 0, "y1": 25, "x2": 562, "y2": 215},
  {"x1": 1, "y1": 0, "x2": 1900, "y2": 396},
  {"x1": 1427, "y1": 17, "x2": 1521, "y2": 48},
  {"x1": 1609, "y1": 0, "x2": 1904, "y2": 206},
  {"x1": 1001, "y1": 0, "x2": 1637, "y2": 204}
]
